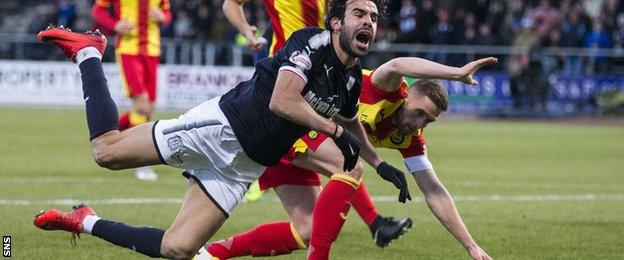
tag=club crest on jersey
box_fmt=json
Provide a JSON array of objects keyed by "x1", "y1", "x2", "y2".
[
  {"x1": 346, "y1": 76, "x2": 355, "y2": 91},
  {"x1": 303, "y1": 90, "x2": 341, "y2": 118},
  {"x1": 390, "y1": 132, "x2": 405, "y2": 145},
  {"x1": 167, "y1": 135, "x2": 182, "y2": 150},
  {"x1": 289, "y1": 50, "x2": 312, "y2": 71}
]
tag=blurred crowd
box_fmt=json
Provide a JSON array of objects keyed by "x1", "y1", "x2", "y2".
[
  {"x1": 0, "y1": 0, "x2": 623, "y2": 74},
  {"x1": 168, "y1": 0, "x2": 624, "y2": 73}
]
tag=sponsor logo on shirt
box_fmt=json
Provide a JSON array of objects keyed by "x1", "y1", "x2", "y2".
[
  {"x1": 289, "y1": 51, "x2": 312, "y2": 71},
  {"x1": 303, "y1": 90, "x2": 341, "y2": 118}
]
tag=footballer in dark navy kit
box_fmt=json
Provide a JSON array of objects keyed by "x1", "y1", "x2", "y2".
[
  {"x1": 32, "y1": 1, "x2": 409, "y2": 260},
  {"x1": 220, "y1": 28, "x2": 363, "y2": 166}
]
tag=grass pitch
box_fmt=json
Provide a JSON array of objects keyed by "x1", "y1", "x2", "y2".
[{"x1": 0, "y1": 107, "x2": 623, "y2": 259}]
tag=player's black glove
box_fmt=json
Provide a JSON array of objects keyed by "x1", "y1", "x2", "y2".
[
  {"x1": 376, "y1": 161, "x2": 412, "y2": 203},
  {"x1": 332, "y1": 127, "x2": 362, "y2": 172}
]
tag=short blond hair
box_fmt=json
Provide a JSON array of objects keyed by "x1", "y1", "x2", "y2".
[{"x1": 411, "y1": 79, "x2": 448, "y2": 111}]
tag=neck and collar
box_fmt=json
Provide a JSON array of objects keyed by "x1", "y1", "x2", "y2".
[{"x1": 331, "y1": 33, "x2": 358, "y2": 69}]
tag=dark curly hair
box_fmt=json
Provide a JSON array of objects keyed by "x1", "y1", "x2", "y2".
[{"x1": 324, "y1": 0, "x2": 389, "y2": 32}]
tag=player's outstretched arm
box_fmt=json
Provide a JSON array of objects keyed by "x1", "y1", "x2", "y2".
[
  {"x1": 412, "y1": 168, "x2": 492, "y2": 260},
  {"x1": 372, "y1": 57, "x2": 498, "y2": 90},
  {"x1": 222, "y1": 0, "x2": 264, "y2": 52},
  {"x1": 335, "y1": 116, "x2": 411, "y2": 202}
]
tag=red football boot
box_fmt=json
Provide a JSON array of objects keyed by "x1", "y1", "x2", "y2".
[
  {"x1": 37, "y1": 25, "x2": 107, "y2": 62},
  {"x1": 34, "y1": 204, "x2": 97, "y2": 245}
]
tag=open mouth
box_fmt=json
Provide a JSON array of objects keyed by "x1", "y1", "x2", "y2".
[{"x1": 354, "y1": 30, "x2": 372, "y2": 50}]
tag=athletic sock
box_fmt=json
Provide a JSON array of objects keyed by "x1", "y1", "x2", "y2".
[
  {"x1": 119, "y1": 111, "x2": 150, "y2": 131},
  {"x1": 128, "y1": 111, "x2": 149, "y2": 126},
  {"x1": 308, "y1": 174, "x2": 359, "y2": 260},
  {"x1": 349, "y1": 179, "x2": 380, "y2": 226},
  {"x1": 207, "y1": 222, "x2": 305, "y2": 258},
  {"x1": 78, "y1": 57, "x2": 118, "y2": 140},
  {"x1": 91, "y1": 219, "x2": 164, "y2": 257},
  {"x1": 82, "y1": 215, "x2": 101, "y2": 234},
  {"x1": 76, "y1": 47, "x2": 102, "y2": 64}
]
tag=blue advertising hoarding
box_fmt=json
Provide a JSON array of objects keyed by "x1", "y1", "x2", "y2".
[{"x1": 405, "y1": 73, "x2": 624, "y2": 114}]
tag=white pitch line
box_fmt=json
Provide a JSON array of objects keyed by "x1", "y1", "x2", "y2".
[
  {"x1": 449, "y1": 180, "x2": 624, "y2": 191},
  {"x1": 3, "y1": 177, "x2": 624, "y2": 191},
  {"x1": 0, "y1": 177, "x2": 184, "y2": 185},
  {"x1": 2, "y1": 194, "x2": 624, "y2": 206}
]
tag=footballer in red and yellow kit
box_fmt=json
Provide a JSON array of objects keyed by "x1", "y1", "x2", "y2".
[
  {"x1": 263, "y1": 0, "x2": 327, "y2": 55},
  {"x1": 258, "y1": 69, "x2": 430, "y2": 190},
  {"x1": 92, "y1": 0, "x2": 172, "y2": 129}
]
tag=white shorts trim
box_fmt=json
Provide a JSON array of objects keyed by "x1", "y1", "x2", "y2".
[
  {"x1": 403, "y1": 154, "x2": 433, "y2": 173},
  {"x1": 182, "y1": 170, "x2": 249, "y2": 217}
]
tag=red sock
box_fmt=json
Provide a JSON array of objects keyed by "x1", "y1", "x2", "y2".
[
  {"x1": 207, "y1": 222, "x2": 305, "y2": 258},
  {"x1": 118, "y1": 111, "x2": 130, "y2": 131},
  {"x1": 349, "y1": 179, "x2": 379, "y2": 226},
  {"x1": 118, "y1": 111, "x2": 149, "y2": 131},
  {"x1": 308, "y1": 174, "x2": 359, "y2": 260}
]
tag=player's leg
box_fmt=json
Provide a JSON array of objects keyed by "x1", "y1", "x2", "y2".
[
  {"x1": 132, "y1": 55, "x2": 161, "y2": 180},
  {"x1": 90, "y1": 123, "x2": 162, "y2": 169},
  {"x1": 291, "y1": 135, "x2": 411, "y2": 258},
  {"x1": 204, "y1": 135, "x2": 410, "y2": 258},
  {"x1": 352, "y1": 178, "x2": 413, "y2": 247},
  {"x1": 35, "y1": 87, "x2": 260, "y2": 258},
  {"x1": 159, "y1": 177, "x2": 231, "y2": 258},
  {"x1": 207, "y1": 184, "x2": 316, "y2": 258},
  {"x1": 37, "y1": 27, "x2": 163, "y2": 169},
  {"x1": 290, "y1": 138, "x2": 362, "y2": 260},
  {"x1": 79, "y1": 49, "x2": 161, "y2": 169},
  {"x1": 206, "y1": 162, "x2": 321, "y2": 258},
  {"x1": 34, "y1": 177, "x2": 230, "y2": 258},
  {"x1": 117, "y1": 54, "x2": 151, "y2": 131},
  {"x1": 269, "y1": 136, "x2": 412, "y2": 249}
]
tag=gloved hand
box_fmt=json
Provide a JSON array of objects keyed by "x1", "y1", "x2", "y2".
[
  {"x1": 376, "y1": 161, "x2": 412, "y2": 203},
  {"x1": 332, "y1": 126, "x2": 362, "y2": 172}
]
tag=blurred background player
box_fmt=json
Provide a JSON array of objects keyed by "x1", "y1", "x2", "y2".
[
  {"x1": 92, "y1": 0, "x2": 172, "y2": 180},
  {"x1": 223, "y1": 0, "x2": 327, "y2": 201},
  {"x1": 202, "y1": 57, "x2": 497, "y2": 260}
]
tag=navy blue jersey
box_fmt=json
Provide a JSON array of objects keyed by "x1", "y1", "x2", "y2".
[{"x1": 219, "y1": 28, "x2": 362, "y2": 166}]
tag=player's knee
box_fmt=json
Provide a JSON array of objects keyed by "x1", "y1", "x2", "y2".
[
  {"x1": 160, "y1": 239, "x2": 199, "y2": 260},
  {"x1": 92, "y1": 152, "x2": 122, "y2": 170},
  {"x1": 91, "y1": 140, "x2": 123, "y2": 170}
]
